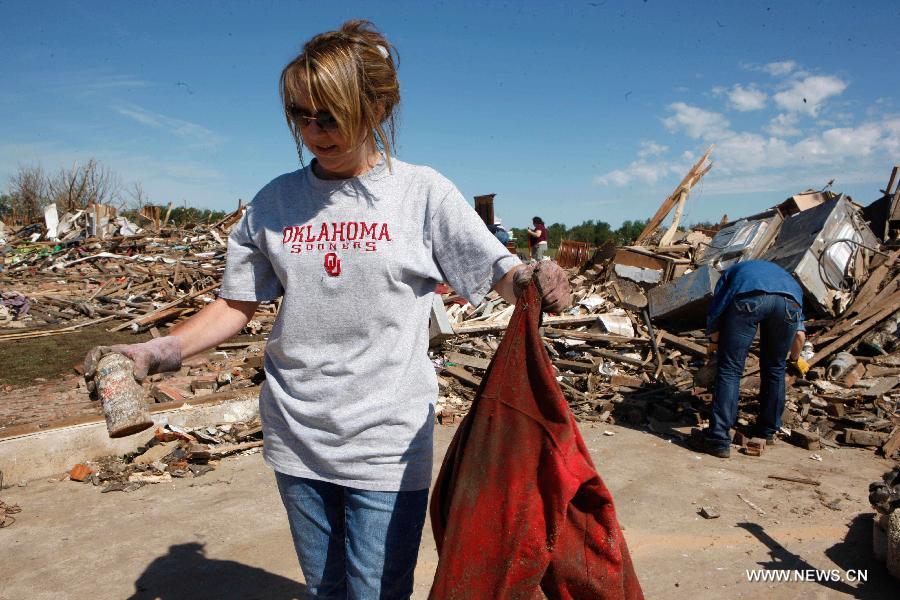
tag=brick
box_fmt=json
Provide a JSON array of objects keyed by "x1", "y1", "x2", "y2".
[
  {"x1": 190, "y1": 375, "x2": 218, "y2": 392},
  {"x1": 151, "y1": 383, "x2": 188, "y2": 404},
  {"x1": 244, "y1": 355, "x2": 264, "y2": 370},
  {"x1": 746, "y1": 438, "x2": 766, "y2": 456},
  {"x1": 732, "y1": 431, "x2": 750, "y2": 447},
  {"x1": 69, "y1": 463, "x2": 94, "y2": 482},
  {"x1": 788, "y1": 428, "x2": 821, "y2": 450},
  {"x1": 841, "y1": 363, "x2": 866, "y2": 387}
]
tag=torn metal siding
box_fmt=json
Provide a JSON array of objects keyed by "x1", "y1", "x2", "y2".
[
  {"x1": 648, "y1": 264, "x2": 720, "y2": 329},
  {"x1": 761, "y1": 195, "x2": 879, "y2": 316},
  {"x1": 696, "y1": 211, "x2": 783, "y2": 270}
]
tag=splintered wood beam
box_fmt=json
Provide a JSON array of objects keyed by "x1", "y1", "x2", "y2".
[
  {"x1": 110, "y1": 282, "x2": 220, "y2": 332},
  {"x1": 809, "y1": 290, "x2": 900, "y2": 367},
  {"x1": 635, "y1": 145, "x2": 714, "y2": 245}
]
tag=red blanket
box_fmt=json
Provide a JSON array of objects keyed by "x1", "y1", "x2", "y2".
[{"x1": 429, "y1": 283, "x2": 643, "y2": 599}]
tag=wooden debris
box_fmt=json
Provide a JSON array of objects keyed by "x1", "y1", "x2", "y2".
[
  {"x1": 788, "y1": 428, "x2": 821, "y2": 450},
  {"x1": 843, "y1": 429, "x2": 891, "y2": 447},
  {"x1": 699, "y1": 506, "x2": 720, "y2": 519},
  {"x1": 768, "y1": 474, "x2": 820, "y2": 486}
]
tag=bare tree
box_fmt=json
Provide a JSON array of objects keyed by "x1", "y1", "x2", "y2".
[
  {"x1": 8, "y1": 164, "x2": 49, "y2": 222},
  {"x1": 47, "y1": 159, "x2": 124, "y2": 211},
  {"x1": 127, "y1": 181, "x2": 149, "y2": 208}
]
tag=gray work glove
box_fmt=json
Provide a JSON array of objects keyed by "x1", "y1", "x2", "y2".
[
  {"x1": 513, "y1": 261, "x2": 572, "y2": 313},
  {"x1": 84, "y1": 336, "x2": 182, "y2": 393}
]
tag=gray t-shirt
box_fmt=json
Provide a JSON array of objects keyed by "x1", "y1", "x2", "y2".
[{"x1": 220, "y1": 158, "x2": 521, "y2": 491}]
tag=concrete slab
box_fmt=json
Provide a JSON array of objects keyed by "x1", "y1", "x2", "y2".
[
  {"x1": 0, "y1": 390, "x2": 260, "y2": 484},
  {"x1": 0, "y1": 423, "x2": 896, "y2": 599}
]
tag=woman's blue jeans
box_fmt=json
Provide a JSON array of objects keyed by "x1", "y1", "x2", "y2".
[
  {"x1": 706, "y1": 292, "x2": 802, "y2": 450},
  {"x1": 275, "y1": 472, "x2": 428, "y2": 599}
]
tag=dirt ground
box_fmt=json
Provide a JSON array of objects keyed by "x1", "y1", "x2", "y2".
[
  {"x1": 1, "y1": 421, "x2": 896, "y2": 600},
  {"x1": 0, "y1": 324, "x2": 152, "y2": 389}
]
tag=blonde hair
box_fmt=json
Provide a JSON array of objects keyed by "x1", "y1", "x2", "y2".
[{"x1": 280, "y1": 20, "x2": 400, "y2": 169}]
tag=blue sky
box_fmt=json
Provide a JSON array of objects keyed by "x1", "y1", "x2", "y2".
[{"x1": 2, "y1": 1, "x2": 899, "y2": 229}]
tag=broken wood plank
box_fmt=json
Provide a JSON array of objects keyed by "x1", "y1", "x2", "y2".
[
  {"x1": 861, "y1": 376, "x2": 900, "y2": 397},
  {"x1": 443, "y1": 365, "x2": 482, "y2": 387},
  {"x1": 610, "y1": 374, "x2": 644, "y2": 388},
  {"x1": 816, "y1": 285, "x2": 900, "y2": 345},
  {"x1": 636, "y1": 146, "x2": 714, "y2": 245},
  {"x1": 0, "y1": 315, "x2": 116, "y2": 342},
  {"x1": 209, "y1": 440, "x2": 264, "y2": 457},
  {"x1": 881, "y1": 427, "x2": 900, "y2": 457},
  {"x1": 558, "y1": 379, "x2": 588, "y2": 401},
  {"x1": 110, "y1": 281, "x2": 220, "y2": 332},
  {"x1": 809, "y1": 293, "x2": 900, "y2": 367},
  {"x1": 768, "y1": 474, "x2": 820, "y2": 486},
  {"x1": 844, "y1": 247, "x2": 900, "y2": 318},
  {"x1": 865, "y1": 365, "x2": 900, "y2": 378},
  {"x1": 135, "y1": 306, "x2": 189, "y2": 327},
  {"x1": 584, "y1": 347, "x2": 648, "y2": 368},
  {"x1": 454, "y1": 314, "x2": 598, "y2": 335},
  {"x1": 553, "y1": 358, "x2": 600, "y2": 374},
  {"x1": 843, "y1": 429, "x2": 891, "y2": 447},
  {"x1": 429, "y1": 295, "x2": 455, "y2": 345},
  {"x1": 659, "y1": 331, "x2": 707, "y2": 356},
  {"x1": 542, "y1": 327, "x2": 648, "y2": 344},
  {"x1": 445, "y1": 352, "x2": 491, "y2": 371}
]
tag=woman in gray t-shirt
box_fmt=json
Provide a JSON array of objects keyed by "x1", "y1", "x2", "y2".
[{"x1": 85, "y1": 19, "x2": 570, "y2": 598}]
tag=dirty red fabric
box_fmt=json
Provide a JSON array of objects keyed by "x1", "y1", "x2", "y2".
[{"x1": 429, "y1": 284, "x2": 643, "y2": 599}]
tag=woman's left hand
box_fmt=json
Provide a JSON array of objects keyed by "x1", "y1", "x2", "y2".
[{"x1": 513, "y1": 262, "x2": 571, "y2": 313}]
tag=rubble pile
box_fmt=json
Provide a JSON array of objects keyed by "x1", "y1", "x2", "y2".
[
  {"x1": 2, "y1": 163, "x2": 900, "y2": 464},
  {"x1": 0, "y1": 203, "x2": 249, "y2": 337},
  {"x1": 430, "y1": 164, "x2": 900, "y2": 461},
  {"x1": 67, "y1": 420, "x2": 263, "y2": 493},
  {"x1": 140, "y1": 342, "x2": 266, "y2": 405}
]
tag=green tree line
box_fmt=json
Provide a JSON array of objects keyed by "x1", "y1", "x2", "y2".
[{"x1": 509, "y1": 219, "x2": 649, "y2": 249}]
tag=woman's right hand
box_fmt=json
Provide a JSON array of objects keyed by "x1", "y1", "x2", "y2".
[{"x1": 84, "y1": 337, "x2": 182, "y2": 391}]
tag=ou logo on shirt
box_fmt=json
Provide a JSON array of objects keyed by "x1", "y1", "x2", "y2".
[{"x1": 324, "y1": 252, "x2": 341, "y2": 276}]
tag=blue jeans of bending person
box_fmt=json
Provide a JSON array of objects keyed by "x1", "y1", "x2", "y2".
[
  {"x1": 275, "y1": 472, "x2": 428, "y2": 600},
  {"x1": 706, "y1": 292, "x2": 802, "y2": 450}
]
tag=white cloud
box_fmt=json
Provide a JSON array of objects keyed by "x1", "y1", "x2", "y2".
[
  {"x1": 762, "y1": 60, "x2": 798, "y2": 77},
  {"x1": 594, "y1": 160, "x2": 683, "y2": 187},
  {"x1": 662, "y1": 102, "x2": 731, "y2": 140},
  {"x1": 638, "y1": 140, "x2": 668, "y2": 157},
  {"x1": 602, "y1": 114, "x2": 896, "y2": 190},
  {"x1": 597, "y1": 63, "x2": 895, "y2": 201},
  {"x1": 772, "y1": 75, "x2": 847, "y2": 116},
  {"x1": 884, "y1": 118, "x2": 900, "y2": 154},
  {"x1": 728, "y1": 84, "x2": 767, "y2": 111},
  {"x1": 714, "y1": 133, "x2": 793, "y2": 173},
  {"x1": 820, "y1": 124, "x2": 883, "y2": 157},
  {"x1": 765, "y1": 113, "x2": 801, "y2": 137},
  {"x1": 113, "y1": 103, "x2": 223, "y2": 149}
]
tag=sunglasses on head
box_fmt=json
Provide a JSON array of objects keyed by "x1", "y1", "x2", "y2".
[{"x1": 288, "y1": 105, "x2": 339, "y2": 131}]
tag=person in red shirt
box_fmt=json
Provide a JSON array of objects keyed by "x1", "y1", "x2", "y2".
[{"x1": 527, "y1": 216, "x2": 548, "y2": 260}]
